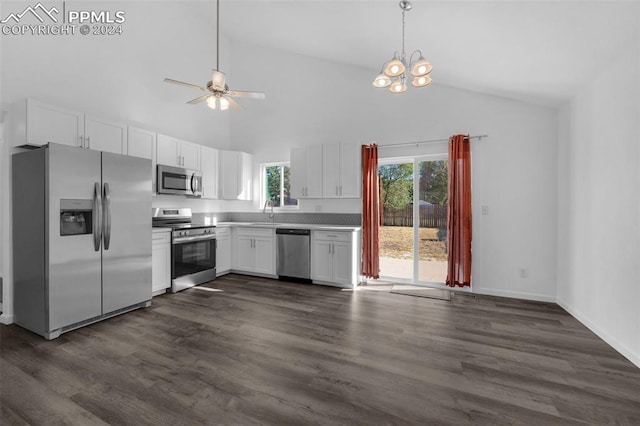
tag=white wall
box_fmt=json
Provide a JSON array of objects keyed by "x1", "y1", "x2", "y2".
[
  {"x1": 229, "y1": 40, "x2": 559, "y2": 302},
  {"x1": 556, "y1": 33, "x2": 640, "y2": 367}
]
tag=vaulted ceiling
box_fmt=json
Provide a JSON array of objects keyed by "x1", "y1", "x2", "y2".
[{"x1": 199, "y1": 0, "x2": 639, "y2": 107}]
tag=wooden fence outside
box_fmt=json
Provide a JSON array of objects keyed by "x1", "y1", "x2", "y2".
[{"x1": 383, "y1": 204, "x2": 447, "y2": 228}]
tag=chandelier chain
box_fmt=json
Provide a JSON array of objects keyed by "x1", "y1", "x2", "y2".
[
  {"x1": 216, "y1": 0, "x2": 220, "y2": 70},
  {"x1": 401, "y1": 7, "x2": 405, "y2": 58}
]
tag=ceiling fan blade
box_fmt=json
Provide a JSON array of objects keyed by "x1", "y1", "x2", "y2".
[
  {"x1": 227, "y1": 90, "x2": 265, "y2": 100},
  {"x1": 164, "y1": 78, "x2": 207, "y2": 91},
  {"x1": 211, "y1": 70, "x2": 227, "y2": 91},
  {"x1": 226, "y1": 97, "x2": 245, "y2": 111},
  {"x1": 187, "y1": 94, "x2": 211, "y2": 104}
]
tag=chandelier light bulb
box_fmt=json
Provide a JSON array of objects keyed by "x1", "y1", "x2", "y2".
[
  {"x1": 372, "y1": 73, "x2": 392, "y2": 88},
  {"x1": 206, "y1": 97, "x2": 217, "y2": 109},
  {"x1": 411, "y1": 57, "x2": 433, "y2": 77},
  {"x1": 389, "y1": 80, "x2": 407, "y2": 94},
  {"x1": 411, "y1": 75, "x2": 432, "y2": 87},
  {"x1": 219, "y1": 97, "x2": 230, "y2": 111},
  {"x1": 384, "y1": 57, "x2": 406, "y2": 77}
]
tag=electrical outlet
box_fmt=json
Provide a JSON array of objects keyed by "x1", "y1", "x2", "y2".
[
  {"x1": 482, "y1": 205, "x2": 489, "y2": 215},
  {"x1": 519, "y1": 268, "x2": 528, "y2": 278}
]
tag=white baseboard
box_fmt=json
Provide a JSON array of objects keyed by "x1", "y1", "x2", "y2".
[
  {"x1": 557, "y1": 297, "x2": 640, "y2": 369},
  {"x1": 0, "y1": 313, "x2": 14, "y2": 325},
  {"x1": 472, "y1": 287, "x2": 557, "y2": 303}
]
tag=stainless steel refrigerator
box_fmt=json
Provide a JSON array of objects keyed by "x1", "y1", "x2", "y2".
[{"x1": 12, "y1": 143, "x2": 152, "y2": 339}]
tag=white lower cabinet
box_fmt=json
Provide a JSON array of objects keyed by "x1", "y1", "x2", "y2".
[
  {"x1": 311, "y1": 230, "x2": 358, "y2": 287},
  {"x1": 216, "y1": 228, "x2": 231, "y2": 276},
  {"x1": 232, "y1": 228, "x2": 275, "y2": 276},
  {"x1": 152, "y1": 230, "x2": 171, "y2": 296}
]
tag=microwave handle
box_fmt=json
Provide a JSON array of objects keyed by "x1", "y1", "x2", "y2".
[{"x1": 190, "y1": 173, "x2": 195, "y2": 194}]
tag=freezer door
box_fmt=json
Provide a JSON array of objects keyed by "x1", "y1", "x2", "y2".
[
  {"x1": 101, "y1": 152, "x2": 152, "y2": 313},
  {"x1": 48, "y1": 144, "x2": 103, "y2": 330}
]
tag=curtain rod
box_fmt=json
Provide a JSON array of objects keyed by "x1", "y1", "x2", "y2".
[{"x1": 378, "y1": 134, "x2": 488, "y2": 149}]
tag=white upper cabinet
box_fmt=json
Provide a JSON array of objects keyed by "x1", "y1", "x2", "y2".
[
  {"x1": 180, "y1": 140, "x2": 201, "y2": 170},
  {"x1": 10, "y1": 99, "x2": 129, "y2": 155},
  {"x1": 156, "y1": 134, "x2": 181, "y2": 167},
  {"x1": 322, "y1": 142, "x2": 360, "y2": 198},
  {"x1": 11, "y1": 99, "x2": 83, "y2": 148},
  {"x1": 84, "y1": 116, "x2": 127, "y2": 154},
  {"x1": 127, "y1": 126, "x2": 156, "y2": 160},
  {"x1": 290, "y1": 144, "x2": 323, "y2": 199},
  {"x1": 200, "y1": 146, "x2": 219, "y2": 199},
  {"x1": 127, "y1": 126, "x2": 157, "y2": 192},
  {"x1": 219, "y1": 150, "x2": 252, "y2": 200},
  {"x1": 157, "y1": 133, "x2": 200, "y2": 170}
]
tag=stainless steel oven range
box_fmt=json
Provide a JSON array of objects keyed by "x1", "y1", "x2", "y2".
[{"x1": 152, "y1": 208, "x2": 216, "y2": 293}]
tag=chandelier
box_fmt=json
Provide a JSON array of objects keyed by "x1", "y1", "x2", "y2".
[{"x1": 372, "y1": 1, "x2": 433, "y2": 94}]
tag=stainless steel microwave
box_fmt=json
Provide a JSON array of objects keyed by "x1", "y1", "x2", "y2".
[{"x1": 157, "y1": 165, "x2": 202, "y2": 197}]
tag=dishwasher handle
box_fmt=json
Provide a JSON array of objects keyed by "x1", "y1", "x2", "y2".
[{"x1": 275, "y1": 228, "x2": 310, "y2": 236}]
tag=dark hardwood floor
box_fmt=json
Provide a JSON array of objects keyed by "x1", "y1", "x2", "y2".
[{"x1": 2, "y1": 274, "x2": 639, "y2": 425}]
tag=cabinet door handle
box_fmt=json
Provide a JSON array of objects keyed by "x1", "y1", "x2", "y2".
[
  {"x1": 336, "y1": 186, "x2": 339, "y2": 196},
  {"x1": 79, "y1": 135, "x2": 84, "y2": 148},
  {"x1": 86, "y1": 136, "x2": 91, "y2": 149},
  {"x1": 328, "y1": 244, "x2": 332, "y2": 255},
  {"x1": 339, "y1": 186, "x2": 342, "y2": 196}
]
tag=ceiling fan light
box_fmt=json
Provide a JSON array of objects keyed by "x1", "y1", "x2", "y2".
[
  {"x1": 206, "y1": 97, "x2": 217, "y2": 109},
  {"x1": 383, "y1": 56, "x2": 405, "y2": 77},
  {"x1": 411, "y1": 75, "x2": 432, "y2": 87},
  {"x1": 411, "y1": 57, "x2": 433, "y2": 77},
  {"x1": 219, "y1": 97, "x2": 230, "y2": 111},
  {"x1": 389, "y1": 80, "x2": 407, "y2": 94},
  {"x1": 372, "y1": 73, "x2": 392, "y2": 88}
]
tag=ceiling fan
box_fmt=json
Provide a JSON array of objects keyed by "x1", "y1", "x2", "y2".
[{"x1": 163, "y1": 0, "x2": 265, "y2": 111}]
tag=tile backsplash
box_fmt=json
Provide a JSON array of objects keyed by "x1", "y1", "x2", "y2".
[{"x1": 193, "y1": 212, "x2": 361, "y2": 226}]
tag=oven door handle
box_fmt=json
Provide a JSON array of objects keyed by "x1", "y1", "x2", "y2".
[{"x1": 173, "y1": 235, "x2": 216, "y2": 244}]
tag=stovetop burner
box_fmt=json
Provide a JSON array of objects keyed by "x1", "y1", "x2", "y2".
[
  {"x1": 151, "y1": 207, "x2": 215, "y2": 231},
  {"x1": 154, "y1": 223, "x2": 214, "y2": 230}
]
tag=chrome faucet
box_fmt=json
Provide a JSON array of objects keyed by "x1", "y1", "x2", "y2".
[{"x1": 263, "y1": 199, "x2": 275, "y2": 223}]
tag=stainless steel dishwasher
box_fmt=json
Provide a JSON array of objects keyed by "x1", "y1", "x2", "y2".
[{"x1": 276, "y1": 228, "x2": 311, "y2": 281}]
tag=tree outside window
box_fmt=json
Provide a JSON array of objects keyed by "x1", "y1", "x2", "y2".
[{"x1": 264, "y1": 163, "x2": 298, "y2": 208}]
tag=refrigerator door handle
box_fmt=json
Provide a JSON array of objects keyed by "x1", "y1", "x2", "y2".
[
  {"x1": 103, "y1": 182, "x2": 112, "y2": 250},
  {"x1": 93, "y1": 182, "x2": 102, "y2": 251}
]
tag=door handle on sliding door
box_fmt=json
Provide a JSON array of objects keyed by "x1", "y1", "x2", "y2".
[
  {"x1": 103, "y1": 183, "x2": 112, "y2": 250},
  {"x1": 93, "y1": 182, "x2": 102, "y2": 251}
]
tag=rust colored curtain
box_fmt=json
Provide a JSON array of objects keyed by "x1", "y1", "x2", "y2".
[
  {"x1": 362, "y1": 144, "x2": 380, "y2": 279},
  {"x1": 446, "y1": 135, "x2": 472, "y2": 287}
]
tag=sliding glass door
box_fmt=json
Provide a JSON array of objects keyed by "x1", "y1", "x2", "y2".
[{"x1": 379, "y1": 154, "x2": 448, "y2": 285}]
